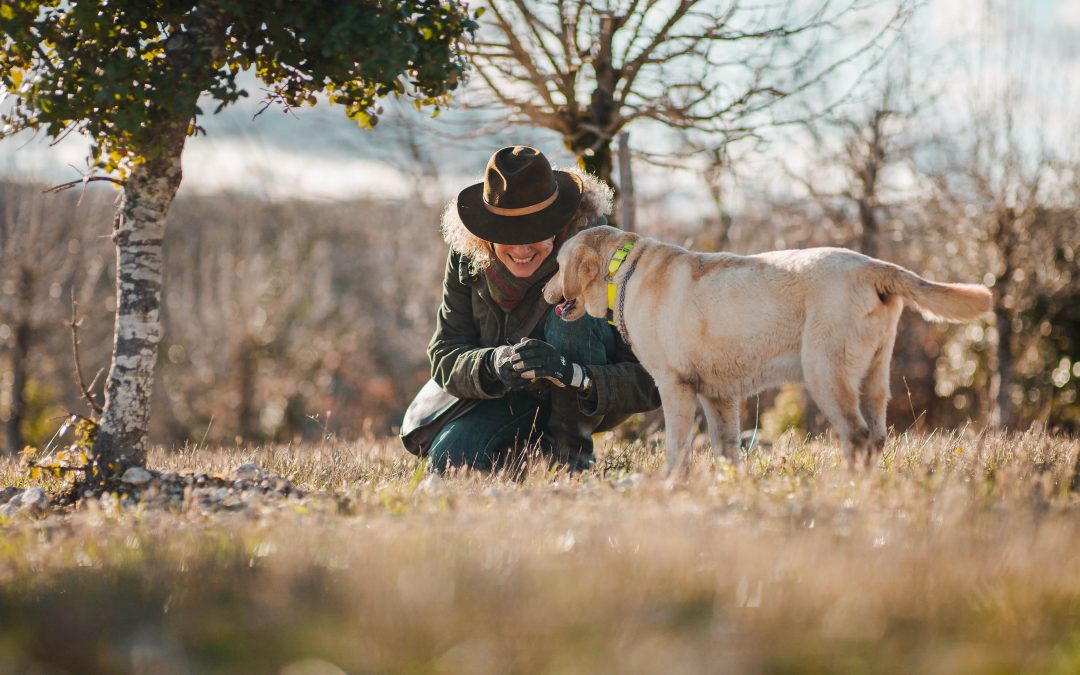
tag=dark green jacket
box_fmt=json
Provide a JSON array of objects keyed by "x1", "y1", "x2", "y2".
[{"x1": 427, "y1": 248, "x2": 660, "y2": 422}]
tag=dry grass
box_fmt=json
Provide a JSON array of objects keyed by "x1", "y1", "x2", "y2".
[{"x1": 2, "y1": 428, "x2": 1080, "y2": 674}]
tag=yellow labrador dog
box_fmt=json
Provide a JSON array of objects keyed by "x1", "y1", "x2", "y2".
[{"x1": 544, "y1": 225, "x2": 991, "y2": 473}]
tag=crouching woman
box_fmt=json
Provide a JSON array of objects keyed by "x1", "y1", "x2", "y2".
[{"x1": 400, "y1": 146, "x2": 660, "y2": 473}]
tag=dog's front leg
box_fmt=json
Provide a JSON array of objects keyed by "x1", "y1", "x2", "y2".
[
  {"x1": 700, "y1": 395, "x2": 741, "y2": 464},
  {"x1": 658, "y1": 380, "x2": 698, "y2": 480}
]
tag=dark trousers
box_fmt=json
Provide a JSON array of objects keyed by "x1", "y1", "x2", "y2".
[{"x1": 426, "y1": 308, "x2": 614, "y2": 473}]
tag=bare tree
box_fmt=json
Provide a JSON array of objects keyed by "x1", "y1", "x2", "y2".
[
  {"x1": 769, "y1": 78, "x2": 944, "y2": 429},
  {"x1": 151, "y1": 189, "x2": 447, "y2": 445},
  {"x1": 929, "y1": 125, "x2": 1077, "y2": 428},
  {"x1": 466, "y1": 0, "x2": 915, "y2": 190},
  {"x1": 158, "y1": 197, "x2": 333, "y2": 442},
  {"x1": 786, "y1": 94, "x2": 921, "y2": 256},
  {"x1": 0, "y1": 183, "x2": 111, "y2": 453},
  {"x1": 919, "y1": 0, "x2": 1080, "y2": 429}
]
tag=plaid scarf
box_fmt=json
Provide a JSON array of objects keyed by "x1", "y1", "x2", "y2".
[
  {"x1": 485, "y1": 252, "x2": 558, "y2": 312},
  {"x1": 483, "y1": 228, "x2": 570, "y2": 312}
]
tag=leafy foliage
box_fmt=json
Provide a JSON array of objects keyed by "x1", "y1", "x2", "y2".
[
  {"x1": 0, "y1": 0, "x2": 477, "y2": 175},
  {"x1": 23, "y1": 413, "x2": 98, "y2": 479}
]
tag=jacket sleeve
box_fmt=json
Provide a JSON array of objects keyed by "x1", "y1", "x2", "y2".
[
  {"x1": 427, "y1": 251, "x2": 504, "y2": 400},
  {"x1": 578, "y1": 331, "x2": 661, "y2": 416}
]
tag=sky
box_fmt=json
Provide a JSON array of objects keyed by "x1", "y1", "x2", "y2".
[{"x1": 1, "y1": 0, "x2": 1077, "y2": 209}]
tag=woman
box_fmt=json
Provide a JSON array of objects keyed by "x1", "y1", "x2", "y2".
[{"x1": 400, "y1": 146, "x2": 660, "y2": 473}]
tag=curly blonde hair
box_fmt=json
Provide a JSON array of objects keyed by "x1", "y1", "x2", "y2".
[{"x1": 440, "y1": 166, "x2": 613, "y2": 276}]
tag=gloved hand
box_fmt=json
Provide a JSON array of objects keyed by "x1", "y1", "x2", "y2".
[
  {"x1": 510, "y1": 339, "x2": 590, "y2": 389},
  {"x1": 487, "y1": 344, "x2": 530, "y2": 391}
]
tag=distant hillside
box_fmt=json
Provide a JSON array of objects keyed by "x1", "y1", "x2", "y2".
[{"x1": 0, "y1": 95, "x2": 568, "y2": 201}]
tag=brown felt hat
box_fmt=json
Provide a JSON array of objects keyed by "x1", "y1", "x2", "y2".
[{"x1": 457, "y1": 146, "x2": 583, "y2": 245}]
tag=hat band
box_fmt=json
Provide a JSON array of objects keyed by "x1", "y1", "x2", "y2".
[{"x1": 483, "y1": 185, "x2": 559, "y2": 216}]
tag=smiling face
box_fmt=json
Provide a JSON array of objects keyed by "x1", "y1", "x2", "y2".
[{"x1": 492, "y1": 238, "x2": 555, "y2": 278}]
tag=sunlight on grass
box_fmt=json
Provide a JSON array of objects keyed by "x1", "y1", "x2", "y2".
[{"x1": 0, "y1": 429, "x2": 1078, "y2": 673}]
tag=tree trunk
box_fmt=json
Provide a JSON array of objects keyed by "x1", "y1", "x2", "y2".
[
  {"x1": 616, "y1": 132, "x2": 635, "y2": 233},
  {"x1": 91, "y1": 130, "x2": 186, "y2": 475},
  {"x1": 857, "y1": 198, "x2": 879, "y2": 259},
  {"x1": 569, "y1": 12, "x2": 618, "y2": 190},
  {"x1": 575, "y1": 140, "x2": 614, "y2": 186},
  {"x1": 990, "y1": 299, "x2": 1016, "y2": 429},
  {"x1": 236, "y1": 336, "x2": 259, "y2": 440},
  {"x1": 4, "y1": 267, "x2": 32, "y2": 454},
  {"x1": 856, "y1": 110, "x2": 885, "y2": 259},
  {"x1": 988, "y1": 208, "x2": 1017, "y2": 430}
]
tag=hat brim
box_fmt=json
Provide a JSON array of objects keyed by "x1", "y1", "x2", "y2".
[{"x1": 456, "y1": 170, "x2": 583, "y2": 245}]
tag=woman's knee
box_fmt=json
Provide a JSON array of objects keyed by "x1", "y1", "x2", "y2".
[
  {"x1": 425, "y1": 395, "x2": 543, "y2": 473},
  {"x1": 544, "y1": 310, "x2": 614, "y2": 365},
  {"x1": 426, "y1": 418, "x2": 498, "y2": 473}
]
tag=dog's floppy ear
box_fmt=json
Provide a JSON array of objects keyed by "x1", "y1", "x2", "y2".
[{"x1": 563, "y1": 247, "x2": 601, "y2": 299}]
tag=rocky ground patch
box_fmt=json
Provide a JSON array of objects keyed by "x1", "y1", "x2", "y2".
[{"x1": 1, "y1": 462, "x2": 305, "y2": 520}]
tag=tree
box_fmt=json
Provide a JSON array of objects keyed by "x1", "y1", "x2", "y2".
[
  {"x1": 784, "y1": 80, "x2": 924, "y2": 258},
  {"x1": 151, "y1": 192, "x2": 450, "y2": 445},
  {"x1": 0, "y1": 182, "x2": 110, "y2": 454},
  {"x1": 1, "y1": 1, "x2": 476, "y2": 476},
  {"x1": 916, "y1": 0, "x2": 1079, "y2": 430},
  {"x1": 928, "y1": 119, "x2": 1077, "y2": 429},
  {"x1": 466, "y1": 0, "x2": 914, "y2": 188},
  {"x1": 158, "y1": 199, "x2": 339, "y2": 442}
]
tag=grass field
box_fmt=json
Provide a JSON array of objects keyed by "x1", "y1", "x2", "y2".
[{"x1": 2, "y1": 428, "x2": 1080, "y2": 674}]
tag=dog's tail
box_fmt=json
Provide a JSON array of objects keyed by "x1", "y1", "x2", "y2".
[{"x1": 863, "y1": 260, "x2": 992, "y2": 322}]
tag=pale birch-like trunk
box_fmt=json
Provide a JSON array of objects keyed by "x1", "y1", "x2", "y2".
[{"x1": 91, "y1": 131, "x2": 186, "y2": 474}]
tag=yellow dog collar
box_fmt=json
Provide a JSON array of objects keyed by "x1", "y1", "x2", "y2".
[{"x1": 606, "y1": 241, "x2": 635, "y2": 326}]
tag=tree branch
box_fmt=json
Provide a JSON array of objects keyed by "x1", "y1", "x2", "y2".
[
  {"x1": 70, "y1": 290, "x2": 104, "y2": 416},
  {"x1": 483, "y1": 2, "x2": 560, "y2": 111},
  {"x1": 618, "y1": 0, "x2": 696, "y2": 104},
  {"x1": 42, "y1": 176, "x2": 125, "y2": 194}
]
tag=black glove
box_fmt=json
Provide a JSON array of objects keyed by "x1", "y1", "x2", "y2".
[
  {"x1": 487, "y1": 344, "x2": 530, "y2": 391},
  {"x1": 510, "y1": 339, "x2": 590, "y2": 390}
]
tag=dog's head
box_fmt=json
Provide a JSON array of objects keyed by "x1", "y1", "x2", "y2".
[{"x1": 544, "y1": 225, "x2": 627, "y2": 321}]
